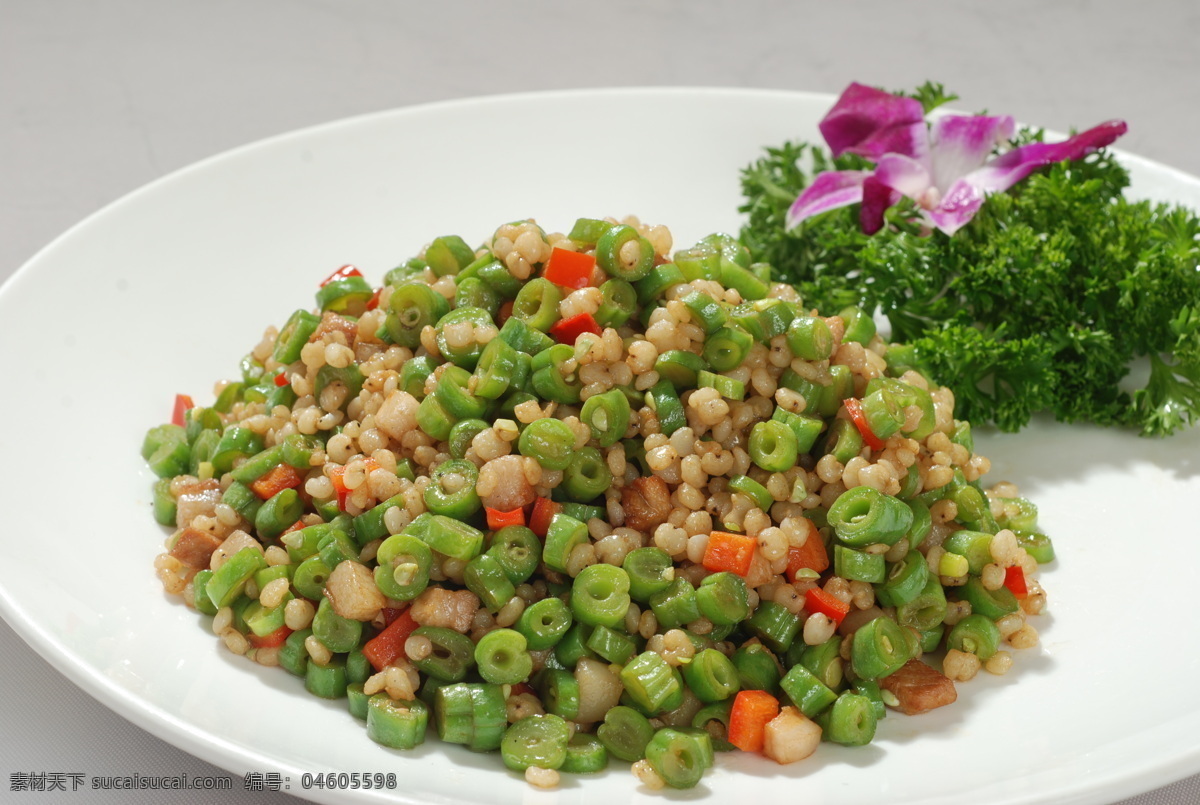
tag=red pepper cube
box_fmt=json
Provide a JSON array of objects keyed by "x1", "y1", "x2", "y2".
[
  {"x1": 247, "y1": 625, "x2": 292, "y2": 649},
  {"x1": 1004, "y1": 565, "x2": 1029, "y2": 598},
  {"x1": 727, "y1": 689, "x2": 780, "y2": 753},
  {"x1": 542, "y1": 247, "x2": 596, "y2": 290},
  {"x1": 320, "y1": 264, "x2": 363, "y2": 287},
  {"x1": 702, "y1": 531, "x2": 758, "y2": 576},
  {"x1": 486, "y1": 507, "x2": 526, "y2": 531},
  {"x1": 171, "y1": 393, "x2": 195, "y2": 427},
  {"x1": 251, "y1": 463, "x2": 304, "y2": 500},
  {"x1": 844, "y1": 397, "x2": 884, "y2": 451},
  {"x1": 804, "y1": 586, "x2": 850, "y2": 625},
  {"x1": 549, "y1": 312, "x2": 602, "y2": 345},
  {"x1": 529, "y1": 497, "x2": 561, "y2": 539},
  {"x1": 363, "y1": 608, "x2": 418, "y2": 671},
  {"x1": 785, "y1": 522, "x2": 829, "y2": 580}
]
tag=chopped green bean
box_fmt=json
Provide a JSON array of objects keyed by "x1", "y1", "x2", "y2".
[
  {"x1": 562, "y1": 447, "x2": 612, "y2": 501},
  {"x1": 596, "y1": 225, "x2": 654, "y2": 281},
  {"x1": 748, "y1": 420, "x2": 799, "y2": 473},
  {"x1": 597, "y1": 705, "x2": 655, "y2": 762},
  {"x1": 474, "y1": 628, "x2": 533, "y2": 685},
  {"x1": 570, "y1": 564, "x2": 631, "y2": 629},
  {"x1": 501, "y1": 713, "x2": 571, "y2": 772},
  {"x1": 621, "y1": 652, "x2": 683, "y2": 716},
  {"x1": 828, "y1": 485, "x2": 914, "y2": 548},
  {"x1": 410, "y1": 626, "x2": 476, "y2": 682},
  {"x1": 682, "y1": 648, "x2": 740, "y2": 703},
  {"x1": 367, "y1": 694, "x2": 429, "y2": 750},
  {"x1": 645, "y1": 727, "x2": 713, "y2": 789},
  {"x1": 517, "y1": 417, "x2": 575, "y2": 471},
  {"x1": 821, "y1": 691, "x2": 877, "y2": 746}
]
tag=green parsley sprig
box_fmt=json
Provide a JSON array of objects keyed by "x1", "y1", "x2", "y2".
[{"x1": 739, "y1": 118, "x2": 1200, "y2": 437}]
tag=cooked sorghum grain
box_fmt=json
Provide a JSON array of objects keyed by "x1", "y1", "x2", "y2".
[{"x1": 144, "y1": 217, "x2": 1053, "y2": 789}]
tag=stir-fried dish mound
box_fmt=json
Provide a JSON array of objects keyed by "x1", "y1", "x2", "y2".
[{"x1": 142, "y1": 217, "x2": 1053, "y2": 790}]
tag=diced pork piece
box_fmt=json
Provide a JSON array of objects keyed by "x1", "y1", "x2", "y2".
[
  {"x1": 477, "y1": 455, "x2": 536, "y2": 511},
  {"x1": 763, "y1": 706, "x2": 823, "y2": 764},
  {"x1": 168, "y1": 527, "x2": 224, "y2": 570},
  {"x1": 209, "y1": 529, "x2": 264, "y2": 571},
  {"x1": 409, "y1": 587, "x2": 479, "y2": 633},
  {"x1": 312, "y1": 311, "x2": 358, "y2": 346},
  {"x1": 880, "y1": 658, "x2": 958, "y2": 715},
  {"x1": 621, "y1": 476, "x2": 671, "y2": 533},
  {"x1": 324, "y1": 560, "x2": 386, "y2": 622},
  {"x1": 174, "y1": 478, "x2": 222, "y2": 528}
]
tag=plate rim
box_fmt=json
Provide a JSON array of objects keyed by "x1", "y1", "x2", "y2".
[{"x1": 2, "y1": 85, "x2": 1199, "y2": 805}]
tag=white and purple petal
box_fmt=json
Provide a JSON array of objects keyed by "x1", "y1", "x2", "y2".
[
  {"x1": 926, "y1": 179, "x2": 988, "y2": 236},
  {"x1": 818, "y1": 82, "x2": 928, "y2": 162},
  {"x1": 929, "y1": 114, "x2": 1016, "y2": 193},
  {"x1": 965, "y1": 119, "x2": 1129, "y2": 194},
  {"x1": 872, "y1": 153, "x2": 934, "y2": 200},
  {"x1": 859, "y1": 175, "x2": 903, "y2": 235},
  {"x1": 785, "y1": 170, "x2": 868, "y2": 230}
]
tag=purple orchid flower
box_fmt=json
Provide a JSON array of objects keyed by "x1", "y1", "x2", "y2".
[{"x1": 787, "y1": 82, "x2": 1128, "y2": 236}]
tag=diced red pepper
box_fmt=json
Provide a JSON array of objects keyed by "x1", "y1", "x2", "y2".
[
  {"x1": 273, "y1": 371, "x2": 290, "y2": 387},
  {"x1": 702, "y1": 530, "x2": 758, "y2": 577},
  {"x1": 279, "y1": 520, "x2": 306, "y2": 539},
  {"x1": 844, "y1": 397, "x2": 885, "y2": 451},
  {"x1": 542, "y1": 248, "x2": 595, "y2": 290},
  {"x1": 380, "y1": 607, "x2": 406, "y2": 626},
  {"x1": 509, "y1": 682, "x2": 536, "y2": 698},
  {"x1": 328, "y1": 465, "x2": 350, "y2": 510},
  {"x1": 805, "y1": 586, "x2": 851, "y2": 625},
  {"x1": 486, "y1": 506, "x2": 526, "y2": 531},
  {"x1": 549, "y1": 312, "x2": 602, "y2": 345},
  {"x1": 251, "y1": 463, "x2": 304, "y2": 500},
  {"x1": 327, "y1": 458, "x2": 380, "y2": 510},
  {"x1": 320, "y1": 264, "x2": 362, "y2": 287},
  {"x1": 171, "y1": 394, "x2": 195, "y2": 427},
  {"x1": 247, "y1": 625, "x2": 292, "y2": 649},
  {"x1": 785, "y1": 522, "x2": 829, "y2": 581},
  {"x1": 363, "y1": 608, "x2": 418, "y2": 672},
  {"x1": 727, "y1": 689, "x2": 780, "y2": 753},
  {"x1": 365, "y1": 287, "x2": 383, "y2": 311},
  {"x1": 1004, "y1": 565, "x2": 1029, "y2": 598},
  {"x1": 497, "y1": 299, "x2": 515, "y2": 326},
  {"x1": 528, "y1": 497, "x2": 562, "y2": 539}
]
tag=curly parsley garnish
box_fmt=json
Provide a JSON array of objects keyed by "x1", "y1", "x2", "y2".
[{"x1": 740, "y1": 121, "x2": 1200, "y2": 437}]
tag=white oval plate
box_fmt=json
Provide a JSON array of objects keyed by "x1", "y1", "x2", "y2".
[{"x1": 2, "y1": 88, "x2": 1199, "y2": 805}]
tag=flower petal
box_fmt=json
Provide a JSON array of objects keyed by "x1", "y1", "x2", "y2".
[
  {"x1": 819, "y1": 82, "x2": 928, "y2": 161},
  {"x1": 929, "y1": 114, "x2": 1016, "y2": 192},
  {"x1": 860, "y1": 176, "x2": 902, "y2": 235},
  {"x1": 926, "y1": 179, "x2": 987, "y2": 236},
  {"x1": 927, "y1": 120, "x2": 1128, "y2": 236},
  {"x1": 965, "y1": 119, "x2": 1129, "y2": 194},
  {"x1": 785, "y1": 170, "x2": 868, "y2": 229},
  {"x1": 872, "y1": 153, "x2": 933, "y2": 200}
]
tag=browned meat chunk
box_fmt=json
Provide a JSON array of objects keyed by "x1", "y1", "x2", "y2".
[
  {"x1": 477, "y1": 455, "x2": 536, "y2": 511},
  {"x1": 880, "y1": 659, "x2": 958, "y2": 715},
  {"x1": 410, "y1": 587, "x2": 479, "y2": 634},
  {"x1": 168, "y1": 527, "x2": 224, "y2": 570},
  {"x1": 311, "y1": 311, "x2": 358, "y2": 346},
  {"x1": 174, "y1": 478, "x2": 222, "y2": 528},
  {"x1": 622, "y1": 476, "x2": 671, "y2": 533},
  {"x1": 324, "y1": 560, "x2": 386, "y2": 622}
]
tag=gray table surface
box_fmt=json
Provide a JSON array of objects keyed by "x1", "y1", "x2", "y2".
[{"x1": 3, "y1": 1, "x2": 1198, "y2": 803}]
